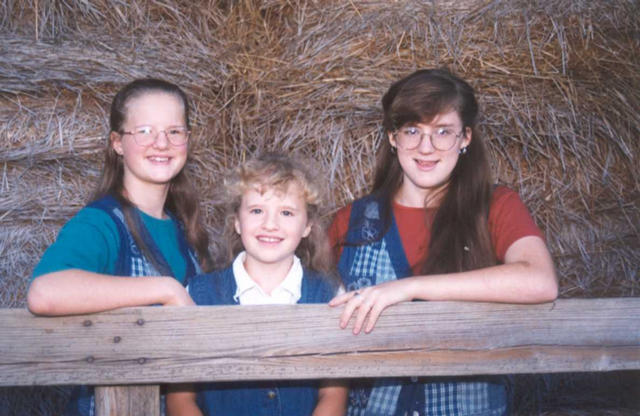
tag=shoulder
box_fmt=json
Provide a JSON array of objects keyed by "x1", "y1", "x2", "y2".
[
  {"x1": 61, "y1": 205, "x2": 121, "y2": 242},
  {"x1": 331, "y1": 203, "x2": 353, "y2": 227},
  {"x1": 489, "y1": 185, "x2": 537, "y2": 219},
  {"x1": 86, "y1": 194, "x2": 121, "y2": 212},
  {"x1": 490, "y1": 185, "x2": 519, "y2": 205},
  {"x1": 329, "y1": 194, "x2": 384, "y2": 244},
  {"x1": 31, "y1": 205, "x2": 122, "y2": 278},
  {"x1": 328, "y1": 204, "x2": 353, "y2": 248},
  {"x1": 331, "y1": 194, "x2": 380, "y2": 224}
]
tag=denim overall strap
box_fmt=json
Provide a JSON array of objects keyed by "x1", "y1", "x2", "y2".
[
  {"x1": 340, "y1": 196, "x2": 507, "y2": 416},
  {"x1": 88, "y1": 195, "x2": 162, "y2": 277},
  {"x1": 190, "y1": 267, "x2": 335, "y2": 307},
  {"x1": 67, "y1": 195, "x2": 199, "y2": 416},
  {"x1": 164, "y1": 210, "x2": 202, "y2": 286},
  {"x1": 191, "y1": 267, "x2": 327, "y2": 416},
  {"x1": 337, "y1": 195, "x2": 411, "y2": 292},
  {"x1": 339, "y1": 196, "x2": 411, "y2": 416},
  {"x1": 189, "y1": 266, "x2": 239, "y2": 306},
  {"x1": 89, "y1": 195, "x2": 200, "y2": 281}
]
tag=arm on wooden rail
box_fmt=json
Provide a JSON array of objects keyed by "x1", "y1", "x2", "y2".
[{"x1": 1, "y1": 298, "x2": 639, "y2": 387}]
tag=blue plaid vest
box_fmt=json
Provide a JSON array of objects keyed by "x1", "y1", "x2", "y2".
[
  {"x1": 65, "y1": 194, "x2": 202, "y2": 416},
  {"x1": 337, "y1": 195, "x2": 507, "y2": 416}
]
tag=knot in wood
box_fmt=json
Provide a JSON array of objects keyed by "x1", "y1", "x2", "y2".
[
  {"x1": 113, "y1": 336, "x2": 121, "y2": 343},
  {"x1": 86, "y1": 356, "x2": 95, "y2": 363},
  {"x1": 83, "y1": 320, "x2": 92, "y2": 327},
  {"x1": 137, "y1": 357, "x2": 147, "y2": 365},
  {"x1": 136, "y1": 319, "x2": 145, "y2": 326}
]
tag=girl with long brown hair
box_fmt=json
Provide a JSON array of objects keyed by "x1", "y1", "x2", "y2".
[
  {"x1": 329, "y1": 68, "x2": 558, "y2": 415},
  {"x1": 27, "y1": 78, "x2": 212, "y2": 415}
]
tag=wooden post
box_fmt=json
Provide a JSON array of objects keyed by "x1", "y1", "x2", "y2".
[{"x1": 95, "y1": 385, "x2": 160, "y2": 416}]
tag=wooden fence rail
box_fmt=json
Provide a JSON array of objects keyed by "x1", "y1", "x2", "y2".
[{"x1": 1, "y1": 298, "x2": 639, "y2": 415}]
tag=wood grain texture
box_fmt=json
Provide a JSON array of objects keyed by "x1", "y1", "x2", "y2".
[
  {"x1": 1, "y1": 298, "x2": 638, "y2": 386},
  {"x1": 95, "y1": 385, "x2": 159, "y2": 416}
]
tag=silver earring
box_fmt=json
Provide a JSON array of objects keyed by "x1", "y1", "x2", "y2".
[{"x1": 459, "y1": 146, "x2": 468, "y2": 155}]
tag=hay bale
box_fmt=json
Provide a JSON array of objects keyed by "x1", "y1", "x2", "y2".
[{"x1": 1, "y1": 0, "x2": 638, "y2": 414}]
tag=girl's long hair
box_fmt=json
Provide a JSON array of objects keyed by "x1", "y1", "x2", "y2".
[
  {"x1": 92, "y1": 78, "x2": 213, "y2": 273},
  {"x1": 221, "y1": 152, "x2": 337, "y2": 284},
  {"x1": 374, "y1": 68, "x2": 496, "y2": 274}
]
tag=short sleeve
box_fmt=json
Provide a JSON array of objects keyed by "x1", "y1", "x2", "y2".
[
  {"x1": 31, "y1": 207, "x2": 121, "y2": 278},
  {"x1": 489, "y1": 186, "x2": 545, "y2": 262}
]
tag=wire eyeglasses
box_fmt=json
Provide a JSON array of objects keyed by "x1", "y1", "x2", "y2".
[
  {"x1": 119, "y1": 126, "x2": 190, "y2": 146},
  {"x1": 394, "y1": 126, "x2": 464, "y2": 151}
]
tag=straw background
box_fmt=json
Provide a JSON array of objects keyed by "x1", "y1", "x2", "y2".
[{"x1": 1, "y1": 0, "x2": 638, "y2": 414}]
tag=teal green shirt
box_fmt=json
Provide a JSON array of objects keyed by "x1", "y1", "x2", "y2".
[{"x1": 32, "y1": 207, "x2": 187, "y2": 282}]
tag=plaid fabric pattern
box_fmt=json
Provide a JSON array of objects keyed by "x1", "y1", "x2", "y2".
[
  {"x1": 130, "y1": 255, "x2": 158, "y2": 277},
  {"x1": 113, "y1": 209, "x2": 159, "y2": 277},
  {"x1": 69, "y1": 201, "x2": 169, "y2": 416},
  {"x1": 456, "y1": 382, "x2": 506, "y2": 416},
  {"x1": 349, "y1": 238, "x2": 397, "y2": 285},
  {"x1": 425, "y1": 382, "x2": 457, "y2": 415},
  {"x1": 365, "y1": 380, "x2": 403, "y2": 415},
  {"x1": 350, "y1": 380, "x2": 505, "y2": 416},
  {"x1": 342, "y1": 198, "x2": 507, "y2": 416}
]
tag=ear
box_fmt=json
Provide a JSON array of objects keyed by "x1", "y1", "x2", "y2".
[
  {"x1": 302, "y1": 221, "x2": 312, "y2": 238},
  {"x1": 234, "y1": 216, "x2": 241, "y2": 235},
  {"x1": 461, "y1": 126, "x2": 472, "y2": 148},
  {"x1": 388, "y1": 131, "x2": 397, "y2": 149},
  {"x1": 110, "y1": 131, "x2": 124, "y2": 155}
]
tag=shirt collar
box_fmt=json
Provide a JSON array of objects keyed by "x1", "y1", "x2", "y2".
[{"x1": 232, "y1": 252, "x2": 303, "y2": 302}]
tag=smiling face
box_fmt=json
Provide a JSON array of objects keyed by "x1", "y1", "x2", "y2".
[
  {"x1": 234, "y1": 181, "x2": 312, "y2": 279},
  {"x1": 111, "y1": 91, "x2": 188, "y2": 195},
  {"x1": 389, "y1": 110, "x2": 471, "y2": 206}
]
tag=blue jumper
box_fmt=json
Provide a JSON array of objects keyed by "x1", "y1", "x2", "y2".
[
  {"x1": 65, "y1": 194, "x2": 201, "y2": 416},
  {"x1": 337, "y1": 195, "x2": 507, "y2": 416},
  {"x1": 189, "y1": 266, "x2": 337, "y2": 416}
]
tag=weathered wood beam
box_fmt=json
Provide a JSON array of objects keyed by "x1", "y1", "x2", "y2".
[
  {"x1": 0, "y1": 298, "x2": 638, "y2": 387},
  {"x1": 95, "y1": 385, "x2": 160, "y2": 416}
]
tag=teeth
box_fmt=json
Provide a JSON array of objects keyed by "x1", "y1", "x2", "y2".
[
  {"x1": 416, "y1": 160, "x2": 436, "y2": 166},
  {"x1": 258, "y1": 236, "x2": 281, "y2": 242},
  {"x1": 148, "y1": 157, "x2": 169, "y2": 162}
]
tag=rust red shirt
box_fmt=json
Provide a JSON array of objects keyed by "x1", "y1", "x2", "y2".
[{"x1": 329, "y1": 186, "x2": 544, "y2": 274}]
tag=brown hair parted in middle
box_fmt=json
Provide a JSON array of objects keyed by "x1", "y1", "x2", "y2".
[
  {"x1": 221, "y1": 152, "x2": 336, "y2": 281},
  {"x1": 92, "y1": 78, "x2": 213, "y2": 273},
  {"x1": 374, "y1": 68, "x2": 496, "y2": 274}
]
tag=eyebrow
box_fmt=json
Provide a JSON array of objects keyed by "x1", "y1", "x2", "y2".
[{"x1": 403, "y1": 122, "x2": 457, "y2": 128}]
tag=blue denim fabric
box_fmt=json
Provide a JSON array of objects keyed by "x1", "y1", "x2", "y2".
[
  {"x1": 196, "y1": 381, "x2": 318, "y2": 416},
  {"x1": 338, "y1": 195, "x2": 508, "y2": 416},
  {"x1": 64, "y1": 194, "x2": 200, "y2": 416},
  {"x1": 188, "y1": 266, "x2": 337, "y2": 416}
]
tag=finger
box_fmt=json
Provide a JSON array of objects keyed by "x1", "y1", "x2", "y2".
[
  {"x1": 329, "y1": 291, "x2": 354, "y2": 307},
  {"x1": 352, "y1": 298, "x2": 373, "y2": 335},
  {"x1": 364, "y1": 302, "x2": 385, "y2": 333},
  {"x1": 339, "y1": 294, "x2": 362, "y2": 329}
]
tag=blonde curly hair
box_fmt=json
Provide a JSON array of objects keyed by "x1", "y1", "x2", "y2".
[{"x1": 221, "y1": 152, "x2": 335, "y2": 279}]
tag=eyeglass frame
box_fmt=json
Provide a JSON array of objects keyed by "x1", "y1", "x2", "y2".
[
  {"x1": 118, "y1": 125, "x2": 191, "y2": 146},
  {"x1": 392, "y1": 125, "x2": 467, "y2": 152}
]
